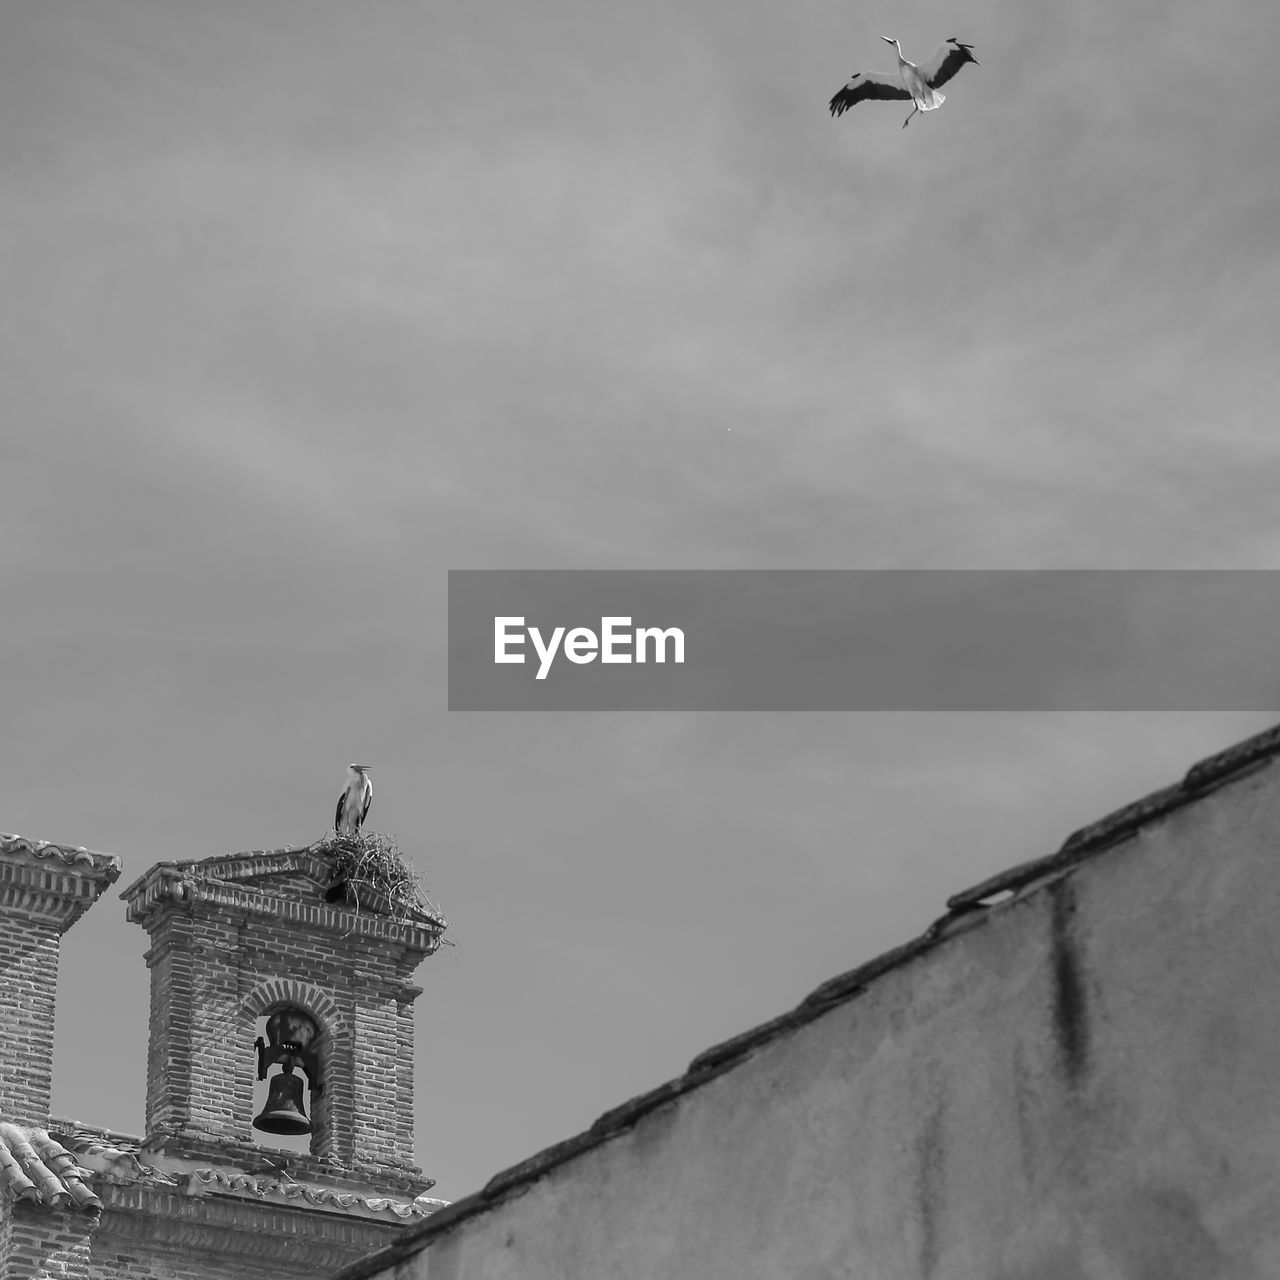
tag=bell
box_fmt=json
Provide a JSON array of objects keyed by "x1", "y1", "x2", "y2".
[{"x1": 253, "y1": 1066, "x2": 312, "y2": 1136}]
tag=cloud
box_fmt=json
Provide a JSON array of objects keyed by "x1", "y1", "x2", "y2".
[{"x1": 5, "y1": 0, "x2": 1280, "y2": 1198}]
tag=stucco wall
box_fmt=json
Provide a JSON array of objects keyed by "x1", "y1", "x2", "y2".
[{"x1": 371, "y1": 759, "x2": 1280, "y2": 1279}]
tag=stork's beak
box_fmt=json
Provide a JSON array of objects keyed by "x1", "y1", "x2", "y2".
[{"x1": 880, "y1": 35, "x2": 895, "y2": 43}]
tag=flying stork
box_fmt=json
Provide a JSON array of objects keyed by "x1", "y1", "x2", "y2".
[
  {"x1": 829, "y1": 37, "x2": 979, "y2": 129},
  {"x1": 335, "y1": 764, "x2": 373, "y2": 838}
]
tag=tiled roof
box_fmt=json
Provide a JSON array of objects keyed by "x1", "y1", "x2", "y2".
[
  {"x1": 49, "y1": 1119, "x2": 145, "y2": 1158},
  {"x1": 48, "y1": 1121, "x2": 169, "y2": 1187},
  {"x1": 330, "y1": 717, "x2": 1280, "y2": 1280},
  {"x1": 0, "y1": 1122, "x2": 103, "y2": 1218},
  {"x1": 0, "y1": 833, "x2": 122, "y2": 930},
  {"x1": 0, "y1": 833, "x2": 122, "y2": 877},
  {"x1": 180, "y1": 1168, "x2": 445, "y2": 1221},
  {"x1": 48, "y1": 1120, "x2": 447, "y2": 1225}
]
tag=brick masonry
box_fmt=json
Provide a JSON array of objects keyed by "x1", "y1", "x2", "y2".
[
  {"x1": 0, "y1": 916, "x2": 63, "y2": 1127},
  {"x1": 0, "y1": 834, "x2": 449, "y2": 1280},
  {"x1": 0, "y1": 839, "x2": 122, "y2": 1126},
  {"x1": 0, "y1": 1202, "x2": 95, "y2": 1280}
]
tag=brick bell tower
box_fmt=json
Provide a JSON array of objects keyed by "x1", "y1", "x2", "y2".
[{"x1": 120, "y1": 839, "x2": 447, "y2": 1197}]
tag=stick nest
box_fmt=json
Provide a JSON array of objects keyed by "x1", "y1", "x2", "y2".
[{"x1": 328, "y1": 830, "x2": 447, "y2": 930}]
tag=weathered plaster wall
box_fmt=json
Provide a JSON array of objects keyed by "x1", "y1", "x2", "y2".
[{"x1": 374, "y1": 760, "x2": 1280, "y2": 1279}]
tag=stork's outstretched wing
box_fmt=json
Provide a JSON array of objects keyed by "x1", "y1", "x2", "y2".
[
  {"x1": 829, "y1": 71, "x2": 910, "y2": 117},
  {"x1": 917, "y1": 39, "x2": 979, "y2": 89}
]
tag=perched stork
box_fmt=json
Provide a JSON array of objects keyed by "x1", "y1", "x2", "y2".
[
  {"x1": 335, "y1": 764, "x2": 373, "y2": 838},
  {"x1": 830, "y1": 36, "x2": 979, "y2": 129}
]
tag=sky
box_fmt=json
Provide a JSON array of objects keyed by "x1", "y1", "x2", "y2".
[{"x1": 3, "y1": 0, "x2": 1280, "y2": 1199}]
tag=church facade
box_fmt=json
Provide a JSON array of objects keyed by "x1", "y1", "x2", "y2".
[{"x1": 0, "y1": 835, "x2": 448, "y2": 1280}]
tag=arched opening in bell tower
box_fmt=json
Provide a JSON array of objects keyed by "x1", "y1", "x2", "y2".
[{"x1": 251, "y1": 1006, "x2": 322, "y2": 1155}]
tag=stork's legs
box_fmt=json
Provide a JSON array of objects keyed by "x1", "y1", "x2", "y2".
[{"x1": 902, "y1": 105, "x2": 918, "y2": 129}]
